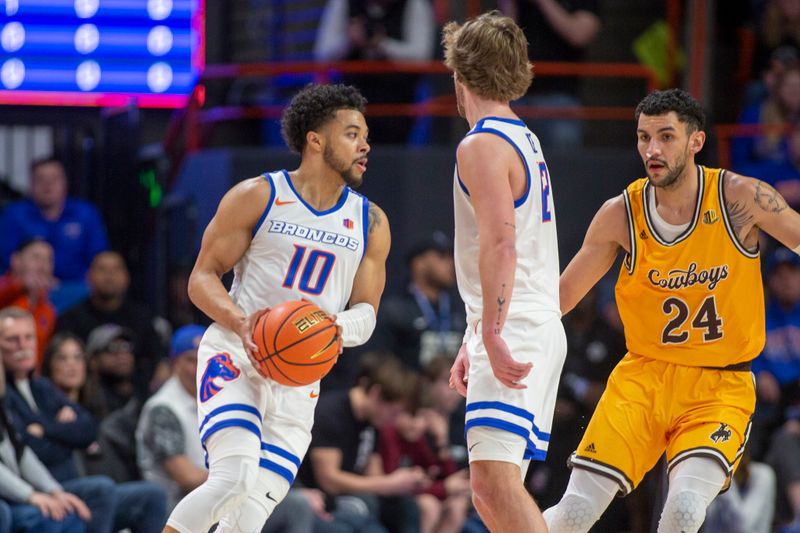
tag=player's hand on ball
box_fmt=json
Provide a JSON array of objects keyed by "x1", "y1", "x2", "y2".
[
  {"x1": 483, "y1": 333, "x2": 532, "y2": 389},
  {"x1": 449, "y1": 344, "x2": 470, "y2": 398},
  {"x1": 240, "y1": 307, "x2": 270, "y2": 377},
  {"x1": 327, "y1": 313, "x2": 344, "y2": 356}
]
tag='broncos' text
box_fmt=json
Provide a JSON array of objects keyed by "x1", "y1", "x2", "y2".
[{"x1": 268, "y1": 220, "x2": 360, "y2": 251}]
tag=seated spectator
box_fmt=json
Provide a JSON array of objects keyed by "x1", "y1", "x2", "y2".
[
  {"x1": 301, "y1": 354, "x2": 425, "y2": 533},
  {"x1": 0, "y1": 158, "x2": 108, "y2": 311},
  {"x1": 42, "y1": 331, "x2": 143, "y2": 484},
  {"x1": 40, "y1": 333, "x2": 87, "y2": 405},
  {"x1": 0, "y1": 307, "x2": 167, "y2": 533},
  {"x1": 751, "y1": 247, "x2": 800, "y2": 455},
  {"x1": 82, "y1": 325, "x2": 138, "y2": 421},
  {"x1": 136, "y1": 325, "x2": 207, "y2": 512},
  {"x1": 379, "y1": 390, "x2": 470, "y2": 533},
  {"x1": 0, "y1": 238, "x2": 57, "y2": 365},
  {"x1": 733, "y1": 65, "x2": 800, "y2": 168},
  {"x1": 702, "y1": 451, "x2": 776, "y2": 533},
  {"x1": 314, "y1": 0, "x2": 435, "y2": 144},
  {"x1": 0, "y1": 307, "x2": 107, "y2": 533},
  {"x1": 369, "y1": 232, "x2": 465, "y2": 371},
  {"x1": 56, "y1": 251, "x2": 166, "y2": 392},
  {"x1": 766, "y1": 415, "x2": 800, "y2": 531},
  {"x1": 419, "y1": 356, "x2": 466, "y2": 468}
]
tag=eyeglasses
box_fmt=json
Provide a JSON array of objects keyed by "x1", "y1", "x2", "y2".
[{"x1": 105, "y1": 340, "x2": 133, "y2": 354}]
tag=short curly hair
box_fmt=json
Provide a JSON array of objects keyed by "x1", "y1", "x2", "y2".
[
  {"x1": 635, "y1": 89, "x2": 706, "y2": 132},
  {"x1": 281, "y1": 84, "x2": 367, "y2": 153},
  {"x1": 442, "y1": 11, "x2": 532, "y2": 102}
]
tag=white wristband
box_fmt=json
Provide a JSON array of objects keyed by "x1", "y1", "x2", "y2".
[{"x1": 336, "y1": 302, "x2": 377, "y2": 347}]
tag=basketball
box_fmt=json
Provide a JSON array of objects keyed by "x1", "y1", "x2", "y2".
[{"x1": 252, "y1": 300, "x2": 340, "y2": 386}]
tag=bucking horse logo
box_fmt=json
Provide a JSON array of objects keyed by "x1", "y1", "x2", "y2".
[
  {"x1": 709, "y1": 422, "x2": 732, "y2": 444},
  {"x1": 199, "y1": 353, "x2": 240, "y2": 402}
]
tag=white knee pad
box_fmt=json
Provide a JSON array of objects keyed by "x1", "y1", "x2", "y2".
[
  {"x1": 657, "y1": 457, "x2": 726, "y2": 533},
  {"x1": 543, "y1": 468, "x2": 617, "y2": 533},
  {"x1": 217, "y1": 469, "x2": 291, "y2": 533}
]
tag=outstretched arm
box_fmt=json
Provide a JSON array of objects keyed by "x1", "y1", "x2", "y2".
[
  {"x1": 188, "y1": 177, "x2": 272, "y2": 354},
  {"x1": 560, "y1": 195, "x2": 628, "y2": 315},
  {"x1": 723, "y1": 173, "x2": 800, "y2": 253}
]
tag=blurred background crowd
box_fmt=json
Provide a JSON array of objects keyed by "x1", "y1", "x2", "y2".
[{"x1": 1, "y1": 0, "x2": 800, "y2": 532}]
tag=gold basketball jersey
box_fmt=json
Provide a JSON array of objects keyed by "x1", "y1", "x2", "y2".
[{"x1": 615, "y1": 165, "x2": 765, "y2": 367}]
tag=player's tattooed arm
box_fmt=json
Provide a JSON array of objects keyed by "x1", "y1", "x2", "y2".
[
  {"x1": 725, "y1": 173, "x2": 800, "y2": 252},
  {"x1": 753, "y1": 181, "x2": 788, "y2": 214},
  {"x1": 368, "y1": 201, "x2": 382, "y2": 234}
]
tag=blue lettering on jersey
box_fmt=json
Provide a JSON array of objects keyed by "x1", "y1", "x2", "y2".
[{"x1": 268, "y1": 220, "x2": 360, "y2": 251}]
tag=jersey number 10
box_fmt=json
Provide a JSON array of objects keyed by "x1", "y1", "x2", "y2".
[{"x1": 282, "y1": 245, "x2": 335, "y2": 295}]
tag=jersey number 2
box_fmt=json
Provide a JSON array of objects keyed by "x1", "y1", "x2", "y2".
[
  {"x1": 538, "y1": 162, "x2": 553, "y2": 222},
  {"x1": 661, "y1": 295, "x2": 723, "y2": 344},
  {"x1": 282, "y1": 245, "x2": 335, "y2": 295}
]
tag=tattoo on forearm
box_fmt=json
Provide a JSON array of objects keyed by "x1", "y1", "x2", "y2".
[
  {"x1": 494, "y1": 284, "x2": 507, "y2": 334},
  {"x1": 726, "y1": 199, "x2": 754, "y2": 236},
  {"x1": 368, "y1": 202, "x2": 381, "y2": 233},
  {"x1": 754, "y1": 181, "x2": 788, "y2": 213}
]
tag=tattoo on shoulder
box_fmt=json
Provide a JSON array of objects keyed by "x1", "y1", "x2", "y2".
[
  {"x1": 754, "y1": 181, "x2": 788, "y2": 214},
  {"x1": 725, "y1": 199, "x2": 754, "y2": 236},
  {"x1": 368, "y1": 202, "x2": 381, "y2": 233}
]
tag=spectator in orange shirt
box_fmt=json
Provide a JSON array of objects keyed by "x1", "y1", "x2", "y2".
[{"x1": 0, "y1": 238, "x2": 57, "y2": 365}]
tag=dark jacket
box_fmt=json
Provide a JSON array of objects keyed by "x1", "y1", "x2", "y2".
[{"x1": 5, "y1": 374, "x2": 97, "y2": 482}]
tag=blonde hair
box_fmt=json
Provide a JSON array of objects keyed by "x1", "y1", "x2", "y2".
[{"x1": 442, "y1": 11, "x2": 532, "y2": 102}]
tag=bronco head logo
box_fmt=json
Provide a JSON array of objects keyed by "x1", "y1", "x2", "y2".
[
  {"x1": 709, "y1": 422, "x2": 732, "y2": 443},
  {"x1": 199, "y1": 353, "x2": 240, "y2": 402}
]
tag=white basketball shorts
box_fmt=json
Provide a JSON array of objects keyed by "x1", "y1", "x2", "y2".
[
  {"x1": 195, "y1": 324, "x2": 320, "y2": 485},
  {"x1": 464, "y1": 314, "x2": 567, "y2": 464}
]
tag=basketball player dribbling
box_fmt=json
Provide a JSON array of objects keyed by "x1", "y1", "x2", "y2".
[
  {"x1": 544, "y1": 89, "x2": 800, "y2": 533},
  {"x1": 444, "y1": 12, "x2": 567, "y2": 533},
  {"x1": 163, "y1": 84, "x2": 390, "y2": 533}
]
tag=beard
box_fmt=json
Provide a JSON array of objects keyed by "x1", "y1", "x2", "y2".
[
  {"x1": 647, "y1": 152, "x2": 688, "y2": 190},
  {"x1": 323, "y1": 144, "x2": 363, "y2": 188}
]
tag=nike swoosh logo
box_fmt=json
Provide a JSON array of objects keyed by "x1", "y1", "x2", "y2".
[
  {"x1": 310, "y1": 391, "x2": 319, "y2": 398},
  {"x1": 309, "y1": 335, "x2": 338, "y2": 360},
  {"x1": 469, "y1": 442, "x2": 480, "y2": 452},
  {"x1": 265, "y1": 492, "x2": 277, "y2": 503},
  {"x1": 275, "y1": 199, "x2": 296, "y2": 205}
]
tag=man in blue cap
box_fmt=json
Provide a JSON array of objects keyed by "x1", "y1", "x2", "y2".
[{"x1": 137, "y1": 325, "x2": 208, "y2": 512}]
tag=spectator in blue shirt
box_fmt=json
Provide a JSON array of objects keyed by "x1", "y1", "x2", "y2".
[{"x1": 0, "y1": 158, "x2": 109, "y2": 311}]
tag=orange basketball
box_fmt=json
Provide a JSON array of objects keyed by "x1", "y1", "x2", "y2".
[{"x1": 252, "y1": 300, "x2": 339, "y2": 386}]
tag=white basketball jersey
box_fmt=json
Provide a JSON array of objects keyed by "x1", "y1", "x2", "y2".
[
  {"x1": 453, "y1": 117, "x2": 560, "y2": 325},
  {"x1": 228, "y1": 170, "x2": 368, "y2": 317}
]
